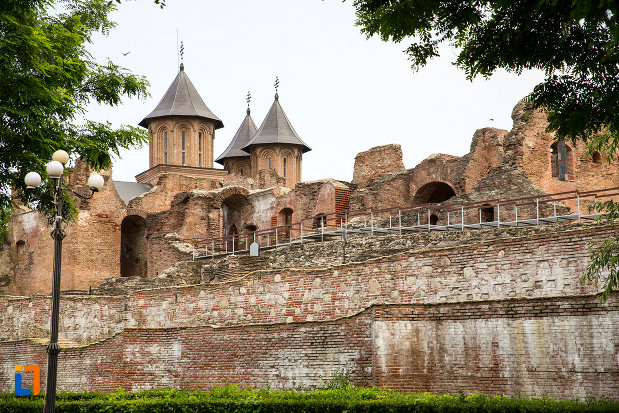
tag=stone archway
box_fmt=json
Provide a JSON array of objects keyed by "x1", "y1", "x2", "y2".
[
  {"x1": 120, "y1": 215, "x2": 147, "y2": 277},
  {"x1": 413, "y1": 182, "x2": 456, "y2": 204}
]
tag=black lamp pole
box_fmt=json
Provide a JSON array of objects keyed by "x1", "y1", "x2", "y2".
[{"x1": 43, "y1": 175, "x2": 65, "y2": 413}]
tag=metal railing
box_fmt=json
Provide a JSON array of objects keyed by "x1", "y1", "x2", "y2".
[{"x1": 184, "y1": 187, "x2": 619, "y2": 260}]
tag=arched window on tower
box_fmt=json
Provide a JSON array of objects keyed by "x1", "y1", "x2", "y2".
[
  {"x1": 198, "y1": 132, "x2": 203, "y2": 167},
  {"x1": 163, "y1": 130, "x2": 168, "y2": 164},
  {"x1": 283, "y1": 158, "x2": 287, "y2": 178},
  {"x1": 550, "y1": 141, "x2": 574, "y2": 181},
  {"x1": 181, "y1": 130, "x2": 186, "y2": 166},
  {"x1": 268, "y1": 157, "x2": 272, "y2": 169}
]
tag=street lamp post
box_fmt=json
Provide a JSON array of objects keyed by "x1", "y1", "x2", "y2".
[{"x1": 25, "y1": 151, "x2": 104, "y2": 413}]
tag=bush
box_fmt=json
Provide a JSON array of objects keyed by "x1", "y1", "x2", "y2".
[{"x1": 0, "y1": 386, "x2": 617, "y2": 413}]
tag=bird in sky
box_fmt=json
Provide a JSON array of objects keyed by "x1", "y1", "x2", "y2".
[{"x1": 121, "y1": 51, "x2": 131, "y2": 56}]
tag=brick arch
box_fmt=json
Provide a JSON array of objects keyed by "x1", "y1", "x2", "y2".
[
  {"x1": 413, "y1": 181, "x2": 457, "y2": 205},
  {"x1": 171, "y1": 120, "x2": 196, "y2": 133},
  {"x1": 212, "y1": 186, "x2": 250, "y2": 209},
  {"x1": 259, "y1": 148, "x2": 276, "y2": 159}
]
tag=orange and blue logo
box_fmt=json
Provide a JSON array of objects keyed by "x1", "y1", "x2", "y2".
[{"x1": 14, "y1": 365, "x2": 40, "y2": 396}]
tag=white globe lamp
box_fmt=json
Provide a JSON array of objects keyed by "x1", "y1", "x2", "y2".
[
  {"x1": 52, "y1": 150, "x2": 69, "y2": 165},
  {"x1": 87, "y1": 173, "x2": 105, "y2": 192},
  {"x1": 24, "y1": 172, "x2": 41, "y2": 189},
  {"x1": 46, "y1": 161, "x2": 64, "y2": 179}
]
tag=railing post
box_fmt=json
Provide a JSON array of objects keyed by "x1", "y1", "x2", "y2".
[
  {"x1": 370, "y1": 210, "x2": 374, "y2": 236},
  {"x1": 211, "y1": 240, "x2": 214, "y2": 258},
  {"x1": 536, "y1": 198, "x2": 539, "y2": 225},
  {"x1": 225, "y1": 237, "x2": 228, "y2": 254},
  {"x1": 515, "y1": 205, "x2": 518, "y2": 225},
  {"x1": 427, "y1": 208, "x2": 430, "y2": 231},
  {"x1": 461, "y1": 206, "x2": 464, "y2": 230},
  {"x1": 398, "y1": 209, "x2": 402, "y2": 237},
  {"x1": 275, "y1": 228, "x2": 278, "y2": 247},
  {"x1": 232, "y1": 236, "x2": 235, "y2": 255},
  {"x1": 577, "y1": 193, "x2": 581, "y2": 222},
  {"x1": 497, "y1": 204, "x2": 500, "y2": 227},
  {"x1": 447, "y1": 211, "x2": 450, "y2": 226},
  {"x1": 300, "y1": 221, "x2": 303, "y2": 244},
  {"x1": 321, "y1": 218, "x2": 324, "y2": 242},
  {"x1": 553, "y1": 201, "x2": 557, "y2": 218}
]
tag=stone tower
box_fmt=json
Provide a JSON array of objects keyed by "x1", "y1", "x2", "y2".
[
  {"x1": 215, "y1": 106, "x2": 257, "y2": 177},
  {"x1": 139, "y1": 63, "x2": 223, "y2": 170},
  {"x1": 241, "y1": 93, "x2": 311, "y2": 188}
]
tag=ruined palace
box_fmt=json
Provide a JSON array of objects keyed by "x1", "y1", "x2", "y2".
[{"x1": 0, "y1": 65, "x2": 617, "y2": 398}]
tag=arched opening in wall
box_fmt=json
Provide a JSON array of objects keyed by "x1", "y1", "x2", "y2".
[
  {"x1": 413, "y1": 182, "x2": 456, "y2": 205},
  {"x1": 221, "y1": 193, "x2": 251, "y2": 241},
  {"x1": 592, "y1": 151, "x2": 602, "y2": 164},
  {"x1": 120, "y1": 215, "x2": 147, "y2": 277},
  {"x1": 480, "y1": 204, "x2": 494, "y2": 222},
  {"x1": 279, "y1": 208, "x2": 293, "y2": 239},
  {"x1": 313, "y1": 214, "x2": 327, "y2": 229},
  {"x1": 430, "y1": 214, "x2": 439, "y2": 225},
  {"x1": 16, "y1": 240, "x2": 25, "y2": 265},
  {"x1": 550, "y1": 141, "x2": 574, "y2": 180}
]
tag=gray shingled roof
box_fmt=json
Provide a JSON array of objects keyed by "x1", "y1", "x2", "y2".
[
  {"x1": 241, "y1": 95, "x2": 311, "y2": 153},
  {"x1": 215, "y1": 109, "x2": 257, "y2": 165},
  {"x1": 139, "y1": 64, "x2": 223, "y2": 129},
  {"x1": 114, "y1": 181, "x2": 153, "y2": 205}
]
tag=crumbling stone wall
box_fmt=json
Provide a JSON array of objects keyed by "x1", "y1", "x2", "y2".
[
  {"x1": 6, "y1": 162, "x2": 127, "y2": 295},
  {"x1": 352, "y1": 144, "x2": 405, "y2": 187}
]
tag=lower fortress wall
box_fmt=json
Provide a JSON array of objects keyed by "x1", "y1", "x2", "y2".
[{"x1": 1, "y1": 223, "x2": 618, "y2": 398}]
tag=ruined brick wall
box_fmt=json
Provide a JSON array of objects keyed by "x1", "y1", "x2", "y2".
[
  {"x1": 0, "y1": 313, "x2": 374, "y2": 392},
  {"x1": 352, "y1": 144, "x2": 405, "y2": 187},
  {"x1": 505, "y1": 103, "x2": 619, "y2": 206},
  {"x1": 374, "y1": 296, "x2": 617, "y2": 398},
  {"x1": 6, "y1": 162, "x2": 127, "y2": 295},
  {"x1": 1, "y1": 223, "x2": 617, "y2": 398},
  {"x1": 129, "y1": 173, "x2": 221, "y2": 214}
]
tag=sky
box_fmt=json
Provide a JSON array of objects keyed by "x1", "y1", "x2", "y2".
[{"x1": 85, "y1": 0, "x2": 545, "y2": 183}]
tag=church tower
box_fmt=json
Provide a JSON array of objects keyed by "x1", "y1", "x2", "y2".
[
  {"x1": 138, "y1": 63, "x2": 223, "y2": 170},
  {"x1": 241, "y1": 91, "x2": 311, "y2": 189},
  {"x1": 215, "y1": 100, "x2": 256, "y2": 177}
]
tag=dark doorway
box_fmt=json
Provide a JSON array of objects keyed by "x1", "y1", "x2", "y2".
[
  {"x1": 480, "y1": 205, "x2": 494, "y2": 222},
  {"x1": 279, "y1": 208, "x2": 293, "y2": 239},
  {"x1": 413, "y1": 182, "x2": 456, "y2": 204},
  {"x1": 120, "y1": 215, "x2": 147, "y2": 277}
]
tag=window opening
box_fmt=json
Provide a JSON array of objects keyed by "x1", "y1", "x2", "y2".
[
  {"x1": 163, "y1": 131, "x2": 168, "y2": 164},
  {"x1": 283, "y1": 158, "x2": 287, "y2": 177},
  {"x1": 181, "y1": 130, "x2": 186, "y2": 166}
]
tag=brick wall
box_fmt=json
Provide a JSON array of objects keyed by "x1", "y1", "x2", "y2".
[
  {"x1": 374, "y1": 296, "x2": 618, "y2": 398},
  {"x1": 1, "y1": 221, "x2": 617, "y2": 398}
]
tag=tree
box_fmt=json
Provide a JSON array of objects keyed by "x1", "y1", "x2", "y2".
[
  {"x1": 0, "y1": 0, "x2": 151, "y2": 214},
  {"x1": 352, "y1": 0, "x2": 619, "y2": 300}
]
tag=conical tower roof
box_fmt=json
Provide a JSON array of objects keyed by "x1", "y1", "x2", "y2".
[
  {"x1": 139, "y1": 63, "x2": 223, "y2": 129},
  {"x1": 215, "y1": 108, "x2": 257, "y2": 165},
  {"x1": 241, "y1": 94, "x2": 311, "y2": 153}
]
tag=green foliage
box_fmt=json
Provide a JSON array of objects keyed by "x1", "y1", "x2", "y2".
[
  {"x1": 0, "y1": 0, "x2": 150, "y2": 216},
  {"x1": 0, "y1": 206, "x2": 9, "y2": 243},
  {"x1": 0, "y1": 386, "x2": 617, "y2": 412},
  {"x1": 352, "y1": 1, "x2": 619, "y2": 153},
  {"x1": 582, "y1": 200, "x2": 619, "y2": 302}
]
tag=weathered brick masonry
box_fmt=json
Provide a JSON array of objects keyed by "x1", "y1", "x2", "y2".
[{"x1": 0, "y1": 223, "x2": 617, "y2": 398}]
